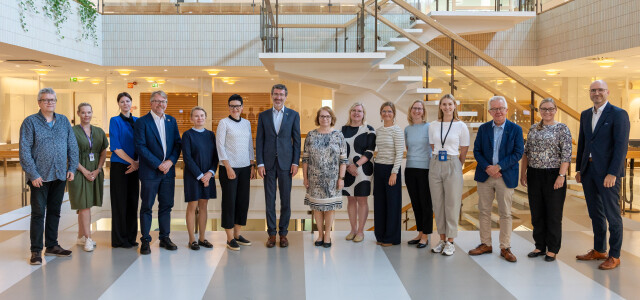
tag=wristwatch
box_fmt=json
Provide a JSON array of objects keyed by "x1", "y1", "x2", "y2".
[
  {"x1": 558, "y1": 174, "x2": 566, "y2": 177},
  {"x1": 339, "y1": 176, "x2": 345, "y2": 180},
  {"x1": 354, "y1": 162, "x2": 360, "y2": 168}
]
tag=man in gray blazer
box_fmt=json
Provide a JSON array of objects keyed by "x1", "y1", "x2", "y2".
[{"x1": 256, "y1": 84, "x2": 301, "y2": 248}]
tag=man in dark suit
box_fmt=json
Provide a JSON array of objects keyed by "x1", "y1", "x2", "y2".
[
  {"x1": 469, "y1": 96, "x2": 524, "y2": 262},
  {"x1": 256, "y1": 84, "x2": 301, "y2": 248},
  {"x1": 134, "y1": 90, "x2": 182, "y2": 255},
  {"x1": 575, "y1": 80, "x2": 630, "y2": 270}
]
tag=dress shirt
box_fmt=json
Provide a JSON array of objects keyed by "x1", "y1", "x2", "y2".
[
  {"x1": 273, "y1": 106, "x2": 285, "y2": 134},
  {"x1": 591, "y1": 101, "x2": 608, "y2": 132},
  {"x1": 151, "y1": 111, "x2": 167, "y2": 159},
  {"x1": 492, "y1": 121, "x2": 505, "y2": 165}
]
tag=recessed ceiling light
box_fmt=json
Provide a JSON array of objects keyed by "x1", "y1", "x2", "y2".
[
  {"x1": 164, "y1": 69, "x2": 168, "y2": 72},
  {"x1": 31, "y1": 69, "x2": 51, "y2": 75},
  {"x1": 85, "y1": 69, "x2": 90, "y2": 72},
  {"x1": 116, "y1": 69, "x2": 134, "y2": 76}
]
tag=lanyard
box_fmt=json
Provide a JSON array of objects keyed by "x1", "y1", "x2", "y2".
[
  {"x1": 84, "y1": 127, "x2": 93, "y2": 151},
  {"x1": 440, "y1": 118, "x2": 454, "y2": 148}
]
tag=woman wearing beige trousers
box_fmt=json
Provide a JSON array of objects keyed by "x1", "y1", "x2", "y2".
[{"x1": 428, "y1": 94, "x2": 469, "y2": 256}]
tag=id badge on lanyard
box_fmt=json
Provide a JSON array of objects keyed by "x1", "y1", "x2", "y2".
[
  {"x1": 438, "y1": 150, "x2": 448, "y2": 161},
  {"x1": 85, "y1": 128, "x2": 95, "y2": 162},
  {"x1": 89, "y1": 153, "x2": 95, "y2": 162}
]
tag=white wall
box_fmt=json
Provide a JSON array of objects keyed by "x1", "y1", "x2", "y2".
[{"x1": 0, "y1": 0, "x2": 102, "y2": 65}]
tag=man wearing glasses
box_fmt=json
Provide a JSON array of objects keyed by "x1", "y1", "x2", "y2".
[
  {"x1": 469, "y1": 95, "x2": 524, "y2": 262},
  {"x1": 20, "y1": 88, "x2": 79, "y2": 265},
  {"x1": 256, "y1": 84, "x2": 301, "y2": 248},
  {"x1": 575, "y1": 80, "x2": 630, "y2": 270},
  {"x1": 134, "y1": 90, "x2": 182, "y2": 255}
]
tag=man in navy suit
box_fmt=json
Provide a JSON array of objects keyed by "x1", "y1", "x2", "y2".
[
  {"x1": 256, "y1": 84, "x2": 301, "y2": 248},
  {"x1": 575, "y1": 80, "x2": 630, "y2": 270},
  {"x1": 469, "y1": 96, "x2": 524, "y2": 262},
  {"x1": 134, "y1": 90, "x2": 182, "y2": 255}
]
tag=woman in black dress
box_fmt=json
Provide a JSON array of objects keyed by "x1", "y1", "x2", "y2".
[{"x1": 182, "y1": 106, "x2": 219, "y2": 250}]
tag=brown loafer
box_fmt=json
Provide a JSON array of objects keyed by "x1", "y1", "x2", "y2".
[
  {"x1": 576, "y1": 249, "x2": 607, "y2": 261},
  {"x1": 279, "y1": 235, "x2": 289, "y2": 248},
  {"x1": 500, "y1": 248, "x2": 517, "y2": 262},
  {"x1": 468, "y1": 244, "x2": 493, "y2": 256},
  {"x1": 266, "y1": 235, "x2": 276, "y2": 248},
  {"x1": 598, "y1": 256, "x2": 620, "y2": 270}
]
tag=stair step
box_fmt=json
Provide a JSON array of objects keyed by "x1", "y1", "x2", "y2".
[
  {"x1": 377, "y1": 46, "x2": 396, "y2": 52},
  {"x1": 458, "y1": 111, "x2": 478, "y2": 117},
  {"x1": 407, "y1": 88, "x2": 442, "y2": 94},
  {"x1": 403, "y1": 28, "x2": 423, "y2": 34},
  {"x1": 378, "y1": 64, "x2": 405, "y2": 71},
  {"x1": 390, "y1": 37, "x2": 410, "y2": 43},
  {"x1": 394, "y1": 76, "x2": 423, "y2": 83}
]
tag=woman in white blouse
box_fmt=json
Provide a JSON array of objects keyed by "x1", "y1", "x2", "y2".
[
  {"x1": 373, "y1": 101, "x2": 405, "y2": 246},
  {"x1": 428, "y1": 94, "x2": 469, "y2": 256},
  {"x1": 216, "y1": 94, "x2": 256, "y2": 251}
]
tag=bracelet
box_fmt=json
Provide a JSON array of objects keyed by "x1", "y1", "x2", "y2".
[
  {"x1": 558, "y1": 174, "x2": 566, "y2": 177},
  {"x1": 354, "y1": 162, "x2": 360, "y2": 168},
  {"x1": 339, "y1": 177, "x2": 345, "y2": 180}
]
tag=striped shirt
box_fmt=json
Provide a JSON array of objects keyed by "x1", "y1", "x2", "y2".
[{"x1": 374, "y1": 125, "x2": 404, "y2": 173}]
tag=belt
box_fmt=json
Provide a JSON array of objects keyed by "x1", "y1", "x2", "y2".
[{"x1": 588, "y1": 158, "x2": 593, "y2": 162}]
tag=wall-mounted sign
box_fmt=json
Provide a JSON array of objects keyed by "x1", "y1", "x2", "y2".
[
  {"x1": 127, "y1": 82, "x2": 134, "y2": 88},
  {"x1": 70, "y1": 77, "x2": 77, "y2": 82},
  {"x1": 151, "y1": 83, "x2": 159, "y2": 88}
]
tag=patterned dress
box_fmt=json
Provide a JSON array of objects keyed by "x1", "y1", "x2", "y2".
[
  {"x1": 341, "y1": 125, "x2": 376, "y2": 197},
  {"x1": 303, "y1": 129, "x2": 348, "y2": 211}
]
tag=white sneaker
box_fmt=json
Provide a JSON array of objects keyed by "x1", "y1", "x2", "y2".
[
  {"x1": 84, "y1": 238, "x2": 95, "y2": 252},
  {"x1": 77, "y1": 236, "x2": 97, "y2": 247},
  {"x1": 432, "y1": 240, "x2": 446, "y2": 253},
  {"x1": 442, "y1": 241, "x2": 455, "y2": 256}
]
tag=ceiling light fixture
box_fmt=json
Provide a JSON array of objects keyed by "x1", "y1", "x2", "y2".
[
  {"x1": 32, "y1": 69, "x2": 51, "y2": 76},
  {"x1": 116, "y1": 69, "x2": 134, "y2": 76},
  {"x1": 592, "y1": 57, "x2": 615, "y2": 68},
  {"x1": 204, "y1": 69, "x2": 222, "y2": 76},
  {"x1": 90, "y1": 79, "x2": 101, "y2": 85},
  {"x1": 544, "y1": 69, "x2": 560, "y2": 76}
]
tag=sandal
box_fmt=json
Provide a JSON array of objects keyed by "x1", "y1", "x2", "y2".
[
  {"x1": 189, "y1": 241, "x2": 200, "y2": 250},
  {"x1": 198, "y1": 239, "x2": 213, "y2": 248}
]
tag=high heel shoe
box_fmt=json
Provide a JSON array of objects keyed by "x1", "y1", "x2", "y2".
[
  {"x1": 323, "y1": 239, "x2": 332, "y2": 248},
  {"x1": 314, "y1": 240, "x2": 324, "y2": 247}
]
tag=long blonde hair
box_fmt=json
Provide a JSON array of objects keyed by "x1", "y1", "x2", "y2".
[
  {"x1": 346, "y1": 102, "x2": 366, "y2": 126},
  {"x1": 437, "y1": 94, "x2": 459, "y2": 121}
]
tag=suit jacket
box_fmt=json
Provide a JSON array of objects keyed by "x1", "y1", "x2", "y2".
[
  {"x1": 134, "y1": 112, "x2": 182, "y2": 180},
  {"x1": 256, "y1": 107, "x2": 301, "y2": 170},
  {"x1": 576, "y1": 103, "x2": 629, "y2": 177},
  {"x1": 473, "y1": 119, "x2": 524, "y2": 189}
]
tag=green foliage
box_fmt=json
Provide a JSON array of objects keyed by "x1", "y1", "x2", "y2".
[{"x1": 18, "y1": 0, "x2": 98, "y2": 45}]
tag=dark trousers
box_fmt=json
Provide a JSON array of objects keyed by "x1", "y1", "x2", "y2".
[
  {"x1": 220, "y1": 166, "x2": 251, "y2": 229},
  {"x1": 140, "y1": 175, "x2": 175, "y2": 242},
  {"x1": 29, "y1": 180, "x2": 66, "y2": 252},
  {"x1": 110, "y1": 162, "x2": 140, "y2": 247},
  {"x1": 373, "y1": 164, "x2": 402, "y2": 245},
  {"x1": 527, "y1": 167, "x2": 566, "y2": 253},
  {"x1": 264, "y1": 158, "x2": 292, "y2": 236},
  {"x1": 405, "y1": 168, "x2": 433, "y2": 235},
  {"x1": 582, "y1": 167, "x2": 623, "y2": 258}
]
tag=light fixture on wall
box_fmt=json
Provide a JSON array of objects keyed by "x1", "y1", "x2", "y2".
[
  {"x1": 591, "y1": 57, "x2": 615, "y2": 68},
  {"x1": 32, "y1": 69, "x2": 51, "y2": 76},
  {"x1": 116, "y1": 69, "x2": 134, "y2": 76},
  {"x1": 544, "y1": 69, "x2": 560, "y2": 76},
  {"x1": 204, "y1": 69, "x2": 222, "y2": 76}
]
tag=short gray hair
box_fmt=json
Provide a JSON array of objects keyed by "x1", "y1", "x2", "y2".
[
  {"x1": 488, "y1": 96, "x2": 508, "y2": 109},
  {"x1": 150, "y1": 90, "x2": 168, "y2": 102},
  {"x1": 37, "y1": 88, "x2": 56, "y2": 101}
]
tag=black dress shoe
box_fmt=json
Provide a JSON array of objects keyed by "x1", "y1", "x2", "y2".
[
  {"x1": 417, "y1": 243, "x2": 427, "y2": 249},
  {"x1": 544, "y1": 255, "x2": 556, "y2": 262},
  {"x1": 314, "y1": 240, "x2": 324, "y2": 247},
  {"x1": 198, "y1": 239, "x2": 213, "y2": 248},
  {"x1": 235, "y1": 235, "x2": 252, "y2": 246},
  {"x1": 140, "y1": 240, "x2": 151, "y2": 255},
  {"x1": 323, "y1": 239, "x2": 332, "y2": 248},
  {"x1": 527, "y1": 250, "x2": 545, "y2": 258},
  {"x1": 189, "y1": 241, "x2": 200, "y2": 250},
  {"x1": 407, "y1": 239, "x2": 420, "y2": 245},
  {"x1": 159, "y1": 238, "x2": 178, "y2": 251}
]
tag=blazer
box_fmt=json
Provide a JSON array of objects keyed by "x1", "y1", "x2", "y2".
[
  {"x1": 256, "y1": 107, "x2": 301, "y2": 170},
  {"x1": 576, "y1": 103, "x2": 629, "y2": 178},
  {"x1": 134, "y1": 112, "x2": 182, "y2": 180},
  {"x1": 473, "y1": 119, "x2": 524, "y2": 189}
]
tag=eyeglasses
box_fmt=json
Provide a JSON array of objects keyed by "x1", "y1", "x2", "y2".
[
  {"x1": 319, "y1": 115, "x2": 332, "y2": 119},
  {"x1": 151, "y1": 100, "x2": 167, "y2": 104},
  {"x1": 229, "y1": 105, "x2": 242, "y2": 109},
  {"x1": 539, "y1": 107, "x2": 556, "y2": 112},
  {"x1": 590, "y1": 88, "x2": 607, "y2": 93},
  {"x1": 411, "y1": 107, "x2": 424, "y2": 111},
  {"x1": 272, "y1": 93, "x2": 286, "y2": 97},
  {"x1": 38, "y1": 99, "x2": 57, "y2": 103},
  {"x1": 489, "y1": 107, "x2": 507, "y2": 112}
]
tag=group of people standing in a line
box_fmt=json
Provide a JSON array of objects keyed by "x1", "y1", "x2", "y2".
[{"x1": 20, "y1": 80, "x2": 629, "y2": 271}]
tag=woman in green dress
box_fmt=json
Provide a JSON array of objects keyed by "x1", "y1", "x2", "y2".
[{"x1": 68, "y1": 103, "x2": 108, "y2": 252}]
